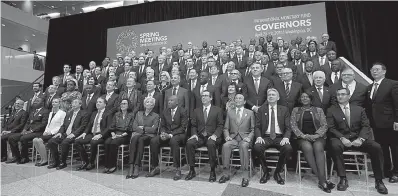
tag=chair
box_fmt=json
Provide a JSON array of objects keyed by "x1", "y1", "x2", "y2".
[
  {"x1": 96, "y1": 144, "x2": 105, "y2": 169},
  {"x1": 261, "y1": 148, "x2": 287, "y2": 180},
  {"x1": 229, "y1": 148, "x2": 253, "y2": 177},
  {"x1": 116, "y1": 144, "x2": 129, "y2": 173},
  {"x1": 195, "y1": 146, "x2": 221, "y2": 170},
  {"x1": 330, "y1": 150, "x2": 368, "y2": 185},
  {"x1": 34, "y1": 143, "x2": 51, "y2": 164},
  {"x1": 141, "y1": 146, "x2": 151, "y2": 172},
  {"x1": 160, "y1": 146, "x2": 185, "y2": 172},
  {"x1": 295, "y1": 150, "x2": 328, "y2": 182}
]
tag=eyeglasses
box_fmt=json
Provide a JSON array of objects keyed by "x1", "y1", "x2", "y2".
[
  {"x1": 370, "y1": 68, "x2": 383, "y2": 72},
  {"x1": 336, "y1": 93, "x2": 348, "y2": 96},
  {"x1": 281, "y1": 72, "x2": 292, "y2": 75},
  {"x1": 160, "y1": 75, "x2": 166, "y2": 77},
  {"x1": 341, "y1": 74, "x2": 354, "y2": 77}
]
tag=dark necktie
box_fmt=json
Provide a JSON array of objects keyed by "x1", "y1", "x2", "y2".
[
  {"x1": 285, "y1": 82, "x2": 290, "y2": 95},
  {"x1": 372, "y1": 83, "x2": 379, "y2": 100},
  {"x1": 334, "y1": 72, "x2": 339, "y2": 83},
  {"x1": 254, "y1": 78, "x2": 259, "y2": 94},
  {"x1": 270, "y1": 106, "x2": 276, "y2": 139},
  {"x1": 344, "y1": 106, "x2": 350, "y2": 127},
  {"x1": 172, "y1": 87, "x2": 177, "y2": 95},
  {"x1": 203, "y1": 107, "x2": 208, "y2": 124},
  {"x1": 86, "y1": 94, "x2": 91, "y2": 105},
  {"x1": 317, "y1": 87, "x2": 323, "y2": 102}
]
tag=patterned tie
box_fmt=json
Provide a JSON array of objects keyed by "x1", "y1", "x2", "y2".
[
  {"x1": 203, "y1": 107, "x2": 208, "y2": 124},
  {"x1": 254, "y1": 78, "x2": 260, "y2": 94},
  {"x1": 171, "y1": 109, "x2": 175, "y2": 121},
  {"x1": 172, "y1": 87, "x2": 177, "y2": 95},
  {"x1": 92, "y1": 111, "x2": 101, "y2": 134},
  {"x1": 317, "y1": 87, "x2": 323, "y2": 102},
  {"x1": 344, "y1": 106, "x2": 350, "y2": 127},
  {"x1": 86, "y1": 94, "x2": 91, "y2": 105},
  {"x1": 285, "y1": 82, "x2": 290, "y2": 95},
  {"x1": 372, "y1": 83, "x2": 379, "y2": 100},
  {"x1": 66, "y1": 111, "x2": 78, "y2": 135},
  {"x1": 270, "y1": 106, "x2": 276, "y2": 140}
]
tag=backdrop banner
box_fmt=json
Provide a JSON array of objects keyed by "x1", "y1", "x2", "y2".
[{"x1": 107, "y1": 2, "x2": 327, "y2": 57}]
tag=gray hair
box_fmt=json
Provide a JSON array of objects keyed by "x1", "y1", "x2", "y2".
[
  {"x1": 144, "y1": 97, "x2": 156, "y2": 108},
  {"x1": 267, "y1": 88, "x2": 280, "y2": 97},
  {"x1": 313, "y1": 70, "x2": 326, "y2": 79}
]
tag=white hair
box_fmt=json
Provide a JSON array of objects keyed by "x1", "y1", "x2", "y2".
[{"x1": 313, "y1": 70, "x2": 326, "y2": 79}]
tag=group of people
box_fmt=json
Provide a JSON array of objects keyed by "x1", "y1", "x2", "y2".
[{"x1": 2, "y1": 33, "x2": 397, "y2": 195}]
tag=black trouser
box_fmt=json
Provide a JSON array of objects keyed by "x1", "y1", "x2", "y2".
[
  {"x1": 149, "y1": 134, "x2": 186, "y2": 168},
  {"x1": 329, "y1": 138, "x2": 384, "y2": 180},
  {"x1": 1, "y1": 133, "x2": 19, "y2": 158},
  {"x1": 8, "y1": 132, "x2": 42, "y2": 160},
  {"x1": 128, "y1": 134, "x2": 152, "y2": 166},
  {"x1": 253, "y1": 135, "x2": 293, "y2": 173},
  {"x1": 373, "y1": 127, "x2": 398, "y2": 176},
  {"x1": 74, "y1": 134, "x2": 105, "y2": 164},
  {"x1": 104, "y1": 136, "x2": 129, "y2": 168},
  {"x1": 186, "y1": 135, "x2": 221, "y2": 169},
  {"x1": 297, "y1": 138, "x2": 326, "y2": 183},
  {"x1": 47, "y1": 136, "x2": 75, "y2": 164}
]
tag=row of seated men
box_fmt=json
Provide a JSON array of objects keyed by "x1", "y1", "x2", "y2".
[{"x1": 2, "y1": 62, "x2": 397, "y2": 194}]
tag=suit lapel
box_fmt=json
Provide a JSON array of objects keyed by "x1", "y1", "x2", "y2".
[
  {"x1": 238, "y1": 109, "x2": 248, "y2": 125},
  {"x1": 336, "y1": 106, "x2": 350, "y2": 128}
]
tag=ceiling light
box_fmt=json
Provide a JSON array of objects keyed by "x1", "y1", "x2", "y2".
[
  {"x1": 47, "y1": 12, "x2": 61, "y2": 17},
  {"x1": 51, "y1": 6, "x2": 55, "y2": 8},
  {"x1": 32, "y1": 34, "x2": 36, "y2": 36},
  {"x1": 82, "y1": 1, "x2": 123, "y2": 12},
  {"x1": 2, "y1": 24, "x2": 5, "y2": 27},
  {"x1": 25, "y1": 39, "x2": 29, "y2": 42}
]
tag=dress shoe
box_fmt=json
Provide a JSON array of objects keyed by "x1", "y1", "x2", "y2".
[
  {"x1": 132, "y1": 166, "x2": 140, "y2": 179},
  {"x1": 259, "y1": 172, "x2": 271, "y2": 184},
  {"x1": 5, "y1": 158, "x2": 19, "y2": 164},
  {"x1": 318, "y1": 182, "x2": 331, "y2": 193},
  {"x1": 337, "y1": 177, "x2": 348, "y2": 191},
  {"x1": 173, "y1": 170, "x2": 182, "y2": 181},
  {"x1": 102, "y1": 167, "x2": 110, "y2": 173},
  {"x1": 389, "y1": 175, "x2": 398, "y2": 183},
  {"x1": 241, "y1": 178, "x2": 249, "y2": 187},
  {"x1": 107, "y1": 167, "x2": 117, "y2": 174},
  {"x1": 85, "y1": 163, "x2": 95, "y2": 171},
  {"x1": 19, "y1": 158, "x2": 30, "y2": 164},
  {"x1": 209, "y1": 171, "x2": 216, "y2": 182},
  {"x1": 56, "y1": 163, "x2": 67, "y2": 170},
  {"x1": 218, "y1": 175, "x2": 230, "y2": 183},
  {"x1": 146, "y1": 167, "x2": 160, "y2": 177},
  {"x1": 126, "y1": 165, "x2": 134, "y2": 179},
  {"x1": 47, "y1": 164, "x2": 58, "y2": 169},
  {"x1": 273, "y1": 172, "x2": 285, "y2": 185},
  {"x1": 326, "y1": 181, "x2": 335, "y2": 189},
  {"x1": 185, "y1": 170, "x2": 196, "y2": 181},
  {"x1": 1, "y1": 157, "x2": 7, "y2": 162},
  {"x1": 35, "y1": 162, "x2": 40, "y2": 166},
  {"x1": 38, "y1": 162, "x2": 48, "y2": 167},
  {"x1": 76, "y1": 163, "x2": 88, "y2": 171},
  {"x1": 375, "y1": 180, "x2": 388, "y2": 194}
]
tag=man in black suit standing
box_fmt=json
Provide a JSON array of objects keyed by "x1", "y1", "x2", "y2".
[
  {"x1": 330, "y1": 68, "x2": 367, "y2": 107},
  {"x1": 74, "y1": 65, "x2": 84, "y2": 92},
  {"x1": 367, "y1": 62, "x2": 398, "y2": 183},
  {"x1": 297, "y1": 61, "x2": 316, "y2": 91},
  {"x1": 253, "y1": 88, "x2": 293, "y2": 185},
  {"x1": 327, "y1": 87, "x2": 387, "y2": 194},
  {"x1": 243, "y1": 63, "x2": 272, "y2": 113},
  {"x1": 141, "y1": 80, "x2": 163, "y2": 115},
  {"x1": 321, "y1": 50, "x2": 337, "y2": 79},
  {"x1": 147, "y1": 95, "x2": 188, "y2": 180},
  {"x1": 26, "y1": 83, "x2": 45, "y2": 114},
  {"x1": 306, "y1": 71, "x2": 332, "y2": 113},
  {"x1": 325, "y1": 59, "x2": 342, "y2": 87},
  {"x1": 137, "y1": 56, "x2": 148, "y2": 85},
  {"x1": 44, "y1": 85, "x2": 59, "y2": 110},
  {"x1": 185, "y1": 90, "x2": 224, "y2": 182},
  {"x1": 1, "y1": 99, "x2": 28, "y2": 162},
  {"x1": 59, "y1": 64, "x2": 72, "y2": 87},
  {"x1": 6, "y1": 97, "x2": 49, "y2": 164},
  {"x1": 273, "y1": 68, "x2": 303, "y2": 113},
  {"x1": 321, "y1": 33, "x2": 337, "y2": 52},
  {"x1": 81, "y1": 85, "x2": 99, "y2": 115},
  {"x1": 103, "y1": 81, "x2": 119, "y2": 115},
  {"x1": 313, "y1": 46, "x2": 329, "y2": 69},
  {"x1": 233, "y1": 45, "x2": 248, "y2": 75},
  {"x1": 47, "y1": 99, "x2": 89, "y2": 169},
  {"x1": 145, "y1": 50, "x2": 158, "y2": 68}
]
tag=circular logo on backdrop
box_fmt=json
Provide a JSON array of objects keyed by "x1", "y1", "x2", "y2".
[{"x1": 116, "y1": 29, "x2": 138, "y2": 56}]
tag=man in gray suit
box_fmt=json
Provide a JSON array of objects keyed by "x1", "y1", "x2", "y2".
[
  {"x1": 219, "y1": 94, "x2": 255, "y2": 187},
  {"x1": 164, "y1": 74, "x2": 190, "y2": 116}
]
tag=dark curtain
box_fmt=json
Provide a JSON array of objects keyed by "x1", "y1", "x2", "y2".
[{"x1": 45, "y1": 1, "x2": 398, "y2": 87}]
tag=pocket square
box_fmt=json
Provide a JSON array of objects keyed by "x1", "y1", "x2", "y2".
[
  {"x1": 343, "y1": 117, "x2": 346, "y2": 120},
  {"x1": 38, "y1": 114, "x2": 42, "y2": 117},
  {"x1": 264, "y1": 113, "x2": 268, "y2": 116}
]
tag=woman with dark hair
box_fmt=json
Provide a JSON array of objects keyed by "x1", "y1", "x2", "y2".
[
  {"x1": 60, "y1": 80, "x2": 82, "y2": 111},
  {"x1": 222, "y1": 83, "x2": 239, "y2": 112},
  {"x1": 290, "y1": 92, "x2": 334, "y2": 193},
  {"x1": 102, "y1": 98, "x2": 134, "y2": 174}
]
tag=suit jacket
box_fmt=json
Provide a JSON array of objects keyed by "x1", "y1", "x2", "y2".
[
  {"x1": 262, "y1": 63, "x2": 276, "y2": 79},
  {"x1": 320, "y1": 61, "x2": 333, "y2": 79},
  {"x1": 118, "y1": 71, "x2": 131, "y2": 86},
  {"x1": 274, "y1": 80, "x2": 303, "y2": 112},
  {"x1": 327, "y1": 104, "x2": 371, "y2": 140},
  {"x1": 243, "y1": 76, "x2": 272, "y2": 109},
  {"x1": 84, "y1": 109, "x2": 112, "y2": 136},
  {"x1": 26, "y1": 92, "x2": 45, "y2": 114},
  {"x1": 297, "y1": 73, "x2": 314, "y2": 90},
  {"x1": 103, "y1": 92, "x2": 119, "y2": 115},
  {"x1": 59, "y1": 110, "x2": 89, "y2": 136},
  {"x1": 59, "y1": 73, "x2": 71, "y2": 86},
  {"x1": 141, "y1": 91, "x2": 163, "y2": 115},
  {"x1": 132, "y1": 111, "x2": 160, "y2": 137},
  {"x1": 44, "y1": 86, "x2": 65, "y2": 97},
  {"x1": 44, "y1": 110, "x2": 66, "y2": 135},
  {"x1": 191, "y1": 105, "x2": 224, "y2": 138},
  {"x1": 232, "y1": 55, "x2": 248, "y2": 74},
  {"x1": 73, "y1": 73, "x2": 84, "y2": 92},
  {"x1": 81, "y1": 93, "x2": 100, "y2": 114},
  {"x1": 44, "y1": 94, "x2": 59, "y2": 110},
  {"x1": 322, "y1": 41, "x2": 337, "y2": 52},
  {"x1": 224, "y1": 108, "x2": 255, "y2": 141},
  {"x1": 367, "y1": 78, "x2": 398, "y2": 129},
  {"x1": 136, "y1": 65, "x2": 149, "y2": 84},
  {"x1": 313, "y1": 55, "x2": 329, "y2": 69},
  {"x1": 164, "y1": 87, "x2": 190, "y2": 115},
  {"x1": 23, "y1": 107, "x2": 49, "y2": 133},
  {"x1": 191, "y1": 83, "x2": 221, "y2": 109},
  {"x1": 306, "y1": 86, "x2": 332, "y2": 113},
  {"x1": 95, "y1": 75, "x2": 106, "y2": 86},
  {"x1": 160, "y1": 107, "x2": 188, "y2": 136},
  {"x1": 119, "y1": 89, "x2": 142, "y2": 116},
  {"x1": 254, "y1": 104, "x2": 291, "y2": 139},
  {"x1": 330, "y1": 81, "x2": 367, "y2": 107},
  {"x1": 4, "y1": 109, "x2": 28, "y2": 133},
  {"x1": 145, "y1": 57, "x2": 158, "y2": 68},
  {"x1": 154, "y1": 63, "x2": 171, "y2": 80}
]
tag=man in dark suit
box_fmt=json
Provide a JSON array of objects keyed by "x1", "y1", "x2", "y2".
[
  {"x1": 221, "y1": 69, "x2": 248, "y2": 98},
  {"x1": 117, "y1": 63, "x2": 132, "y2": 87},
  {"x1": 325, "y1": 59, "x2": 343, "y2": 87},
  {"x1": 141, "y1": 80, "x2": 163, "y2": 114},
  {"x1": 367, "y1": 63, "x2": 398, "y2": 183},
  {"x1": 297, "y1": 61, "x2": 315, "y2": 90},
  {"x1": 232, "y1": 46, "x2": 248, "y2": 75},
  {"x1": 265, "y1": 34, "x2": 279, "y2": 50},
  {"x1": 44, "y1": 85, "x2": 59, "y2": 110},
  {"x1": 103, "y1": 81, "x2": 119, "y2": 115},
  {"x1": 321, "y1": 50, "x2": 337, "y2": 80},
  {"x1": 45, "y1": 76, "x2": 65, "y2": 97},
  {"x1": 273, "y1": 68, "x2": 303, "y2": 113},
  {"x1": 154, "y1": 55, "x2": 171, "y2": 81},
  {"x1": 196, "y1": 55, "x2": 210, "y2": 74},
  {"x1": 47, "y1": 99, "x2": 89, "y2": 169},
  {"x1": 306, "y1": 71, "x2": 332, "y2": 113},
  {"x1": 330, "y1": 68, "x2": 367, "y2": 107},
  {"x1": 145, "y1": 50, "x2": 158, "y2": 68},
  {"x1": 147, "y1": 95, "x2": 188, "y2": 180},
  {"x1": 192, "y1": 71, "x2": 221, "y2": 108},
  {"x1": 313, "y1": 46, "x2": 329, "y2": 69},
  {"x1": 327, "y1": 87, "x2": 387, "y2": 194},
  {"x1": 209, "y1": 64, "x2": 224, "y2": 89},
  {"x1": 59, "y1": 64, "x2": 72, "y2": 87},
  {"x1": 73, "y1": 65, "x2": 84, "y2": 92},
  {"x1": 81, "y1": 85, "x2": 99, "y2": 115},
  {"x1": 26, "y1": 83, "x2": 45, "y2": 114},
  {"x1": 1, "y1": 99, "x2": 28, "y2": 162},
  {"x1": 321, "y1": 33, "x2": 337, "y2": 52},
  {"x1": 220, "y1": 94, "x2": 255, "y2": 187},
  {"x1": 6, "y1": 97, "x2": 49, "y2": 164},
  {"x1": 243, "y1": 63, "x2": 272, "y2": 113},
  {"x1": 185, "y1": 90, "x2": 224, "y2": 182},
  {"x1": 164, "y1": 74, "x2": 190, "y2": 115},
  {"x1": 94, "y1": 67, "x2": 106, "y2": 87},
  {"x1": 253, "y1": 88, "x2": 293, "y2": 185},
  {"x1": 74, "y1": 97, "x2": 112, "y2": 170},
  {"x1": 137, "y1": 56, "x2": 149, "y2": 85}
]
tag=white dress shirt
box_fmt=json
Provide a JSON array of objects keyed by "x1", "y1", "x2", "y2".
[
  {"x1": 331, "y1": 71, "x2": 340, "y2": 83},
  {"x1": 342, "y1": 81, "x2": 356, "y2": 96},
  {"x1": 265, "y1": 105, "x2": 281, "y2": 134}
]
